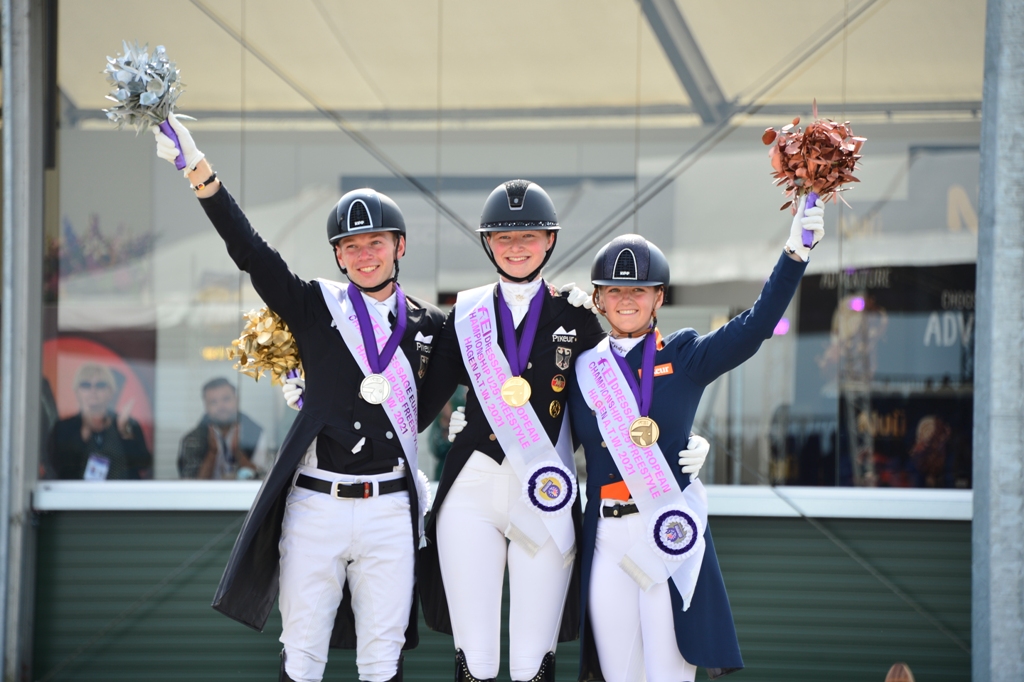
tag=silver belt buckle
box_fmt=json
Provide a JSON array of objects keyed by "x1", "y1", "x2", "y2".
[{"x1": 330, "y1": 481, "x2": 346, "y2": 500}]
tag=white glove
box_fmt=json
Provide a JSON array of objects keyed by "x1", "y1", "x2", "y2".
[
  {"x1": 282, "y1": 376, "x2": 305, "y2": 411},
  {"x1": 559, "y1": 282, "x2": 595, "y2": 311},
  {"x1": 785, "y1": 194, "x2": 825, "y2": 262},
  {"x1": 447, "y1": 406, "x2": 467, "y2": 442},
  {"x1": 152, "y1": 112, "x2": 205, "y2": 174},
  {"x1": 678, "y1": 433, "x2": 710, "y2": 482}
]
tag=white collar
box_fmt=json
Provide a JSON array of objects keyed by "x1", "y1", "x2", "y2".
[
  {"x1": 360, "y1": 290, "x2": 398, "y2": 319},
  {"x1": 498, "y1": 278, "x2": 544, "y2": 307},
  {"x1": 609, "y1": 335, "x2": 645, "y2": 357}
]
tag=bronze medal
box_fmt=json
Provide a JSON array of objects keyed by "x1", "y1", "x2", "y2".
[
  {"x1": 501, "y1": 376, "x2": 532, "y2": 407},
  {"x1": 629, "y1": 416, "x2": 660, "y2": 448},
  {"x1": 360, "y1": 374, "x2": 391, "y2": 405}
]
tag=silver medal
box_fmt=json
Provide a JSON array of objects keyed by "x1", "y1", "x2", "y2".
[{"x1": 360, "y1": 374, "x2": 391, "y2": 405}]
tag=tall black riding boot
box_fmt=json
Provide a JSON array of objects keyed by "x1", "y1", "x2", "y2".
[
  {"x1": 455, "y1": 648, "x2": 497, "y2": 682},
  {"x1": 514, "y1": 651, "x2": 555, "y2": 682},
  {"x1": 279, "y1": 649, "x2": 297, "y2": 682}
]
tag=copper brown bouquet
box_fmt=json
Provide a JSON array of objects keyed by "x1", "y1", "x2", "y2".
[
  {"x1": 763, "y1": 101, "x2": 865, "y2": 245},
  {"x1": 228, "y1": 308, "x2": 304, "y2": 404}
]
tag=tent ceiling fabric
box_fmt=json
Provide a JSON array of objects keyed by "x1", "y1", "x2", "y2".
[{"x1": 60, "y1": 0, "x2": 983, "y2": 122}]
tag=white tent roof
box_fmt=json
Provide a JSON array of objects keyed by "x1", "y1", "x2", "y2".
[{"x1": 60, "y1": 0, "x2": 984, "y2": 126}]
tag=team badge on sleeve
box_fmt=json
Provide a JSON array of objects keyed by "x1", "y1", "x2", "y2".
[
  {"x1": 523, "y1": 460, "x2": 576, "y2": 516},
  {"x1": 648, "y1": 505, "x2": 702, "y2": 561}
]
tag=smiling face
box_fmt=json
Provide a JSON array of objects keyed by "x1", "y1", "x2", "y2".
[
  {"x1": 595, "y1": 284, "x2": 664, "y2": 336},
  {"x1": 486, "y1": 230, "x2": 555, "y2": 281},
  {"x1": 335, "y1": 231, "x2": 405, "y2": 291}
]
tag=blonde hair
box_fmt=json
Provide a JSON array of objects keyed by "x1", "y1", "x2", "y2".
[{"x1": 74, "y1": 363, "x2": 116, "y2": 390}]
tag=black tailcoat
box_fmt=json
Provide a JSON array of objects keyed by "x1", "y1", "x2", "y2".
[
  {"x1": 200, "y1": 187, "x2": 445, "y2": 649},
  {"x1": 416, "y1": 282, "x2": 605, "y2": 641}
]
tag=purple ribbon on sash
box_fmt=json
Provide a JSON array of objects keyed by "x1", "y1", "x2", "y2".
[
  {"x1": 347, "y1": 283, "x2": 408, "y2": 373},
  {"x1": 613, "y1": 330, "x2": 657, "y2": 417},
  {"x1": 495, "y1": 284, "x2": 546, "y2": 377}
]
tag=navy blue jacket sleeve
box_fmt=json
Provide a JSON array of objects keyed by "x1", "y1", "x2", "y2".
[
  {"x1": 198, "y1": 185, "x2": 321, "y2": 333},
  {"x1": 681, "y1": 251, "x2": 806, "y2": 386}
]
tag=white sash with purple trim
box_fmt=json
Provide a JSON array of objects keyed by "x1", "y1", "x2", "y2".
[
  {"x1": 317, "y1": 279, "x2": 423, "y2": 541},
  {"x1": 575, "y1": 337, "x2": 707, "y2": 609},
  {"x1": 453, "y1": 284, "x2": 577, "y2": 562}
]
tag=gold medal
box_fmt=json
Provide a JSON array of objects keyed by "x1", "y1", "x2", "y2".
[
  {"x1": 501, "y1": 376, "x2": 532, "y2": 407},
  {"x1": 629, "y1": 416, "x2": 660, "y2": 448}
]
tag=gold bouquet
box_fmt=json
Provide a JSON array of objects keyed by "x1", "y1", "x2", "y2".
[{"x1": 228, "y1": 307, "x2": 303, "y2": 386}]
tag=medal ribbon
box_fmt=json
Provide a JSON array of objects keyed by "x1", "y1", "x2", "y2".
[
  {"x1": 347, "y1": 283, "x2": 408, "y2": 373},
  {"x1": 495, "y1": 284, "x2": 546, "y2": 377},
  {"x1": 612, "y1": 330, "x2": 657, "y2": 417}
]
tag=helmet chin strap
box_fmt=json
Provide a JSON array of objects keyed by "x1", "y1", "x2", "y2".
[
  {"x1": 609, "y1": 319, "x2": 655, "y2": 339},
  {"x1": 482, "y1": 232, "x2": 558, "y2": 283},
  {"x1": 335, "y1": 241, "x2": 401, "y2": 294}
]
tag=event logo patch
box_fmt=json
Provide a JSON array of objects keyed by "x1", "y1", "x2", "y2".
[
  {"x1": 648, "y1": 505, "x2": 701, "y2": 560},
  {"x1": 523, "y1": 461, "x2": 576, "y2": 516}
]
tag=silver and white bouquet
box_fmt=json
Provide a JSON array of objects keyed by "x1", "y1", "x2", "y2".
[{"x1": 103, "y1": 41, "x2": 189, "y2": 168}]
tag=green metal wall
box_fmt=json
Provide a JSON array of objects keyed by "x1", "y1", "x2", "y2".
[{"x1": 32, "y1": 512, "x2": 970, "y2": 681}]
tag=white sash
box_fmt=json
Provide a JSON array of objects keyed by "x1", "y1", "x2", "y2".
[
  {"x1": 453, "y1": 284, "x2": 577, "y2": 562},
  {"x1": 575, "y1": 337, "x2": 707, "y2": 609},
  {"x1": 317, "y1": 279, "x2": 424, "y2": 542}
]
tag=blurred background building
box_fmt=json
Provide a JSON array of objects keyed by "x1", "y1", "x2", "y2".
[{"x1": 3, "y1": 0, "x2": 1021, "y2": 680}]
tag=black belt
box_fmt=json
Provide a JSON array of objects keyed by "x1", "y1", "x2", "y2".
[
  {"x1": 601, "y1": 502, "x2": 638, "y2": 518},
  {"x1": 295, "y1": 473, "x2": 407, "y2": 499}
]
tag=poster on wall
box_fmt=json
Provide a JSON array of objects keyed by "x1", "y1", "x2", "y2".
[{"x1": 781, "y1": 264, "x2": 974, "y2": 488}]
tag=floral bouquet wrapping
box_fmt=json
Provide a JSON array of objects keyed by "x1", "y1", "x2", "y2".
[
  {"x1": 228, "y1": 307, "x2": 305, "y2": 407},
  {"x1": 763, "y1": 101, "x2": 866, "y2": 246},
  {"x1": 103, "y1": 41, "x2": 189, "y2": 169}
]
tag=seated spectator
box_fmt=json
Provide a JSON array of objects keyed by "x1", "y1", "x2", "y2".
[
  {"x1": 47, "y1": 363, "x2": 152, "y2": 480},
  {"x1": 178, "y1": 377, "x2": 269, "y2": 480}
]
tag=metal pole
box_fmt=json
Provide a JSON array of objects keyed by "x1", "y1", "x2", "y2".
[
  {"x1": 2, "y1": 0, "x2": 45, "y2": 679},
  {"x1": 973, "y1": 1, "x2": 1024, "y2": 680}
]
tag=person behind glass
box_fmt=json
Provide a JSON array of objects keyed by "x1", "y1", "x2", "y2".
[
  {"x1": 46, "y1": 363, "x2": 152, "y2": 480},
  {"x1": 566, "y1": 197, "x2": 824, "y2": 682},
  {"x1": 413, "y1": 180, "x2": 604, "y2": 682},
  {"x1": 153, "y1": 114, "x2": 445, "y2": 682},
  {"x1": 178, "y1": 377, "x2": 269, "y2": 480}
]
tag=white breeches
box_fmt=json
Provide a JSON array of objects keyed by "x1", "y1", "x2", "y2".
[
  {"x1": 279, "y1": 466, "x2": 415, "y2": 682},
  {"x1": 589, "y1": 504, "x2": 696, "y2": 682},
  {"x1": 436, "y1": 452, "x2": 572, "y2": 680}
]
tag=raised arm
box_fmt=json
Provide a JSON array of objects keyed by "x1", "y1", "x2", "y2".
[
  {"x1": 154, "y1": 114, "x2": 320, "y2": 333},
  {"x1": 682, "y1": 197, "x2": 823, "y2": 385}
]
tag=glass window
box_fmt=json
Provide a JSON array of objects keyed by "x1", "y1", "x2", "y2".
[{"x1": 45, "y1": 0, "x2": 982, "y2": 501}]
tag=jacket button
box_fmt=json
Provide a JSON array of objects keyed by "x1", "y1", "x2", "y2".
[
  {"x1": 489, "y1": 434, "x2": 497, "y2": 441},
  {"x1": 386, "y1": 431, "x2": 394, "y2": 439},
  {"x1": 591, "y1": 410, "x2": 596, "y2": 416},
  {"x1": 527, "y1": 362, "x2": 532, "y2": 369},
  {"x1": 600, "y1": 441, "x2": 606, "y2": 448},
  {"x1": 608, "y1": 473, "x2": 615, "y2": 480},
  {"x1": 353, "y1": 421, "x2": 362, "y2": 430}
]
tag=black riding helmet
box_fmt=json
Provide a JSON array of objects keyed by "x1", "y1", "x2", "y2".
[
  {"x1": 327, "y1": 188, "x2": 406, "y2": 293},
  {"x1": 478, "y1": 179, "x2": 560, "y2": 283},
  {"x1": 591, "y1": 234, "x2": 670, "y2": 287}
]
